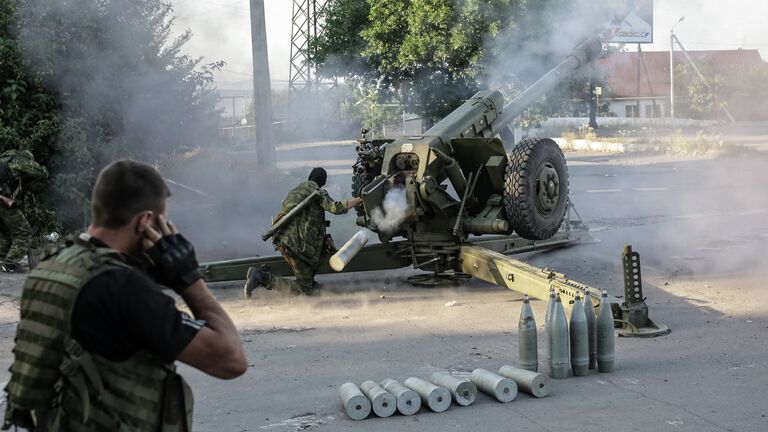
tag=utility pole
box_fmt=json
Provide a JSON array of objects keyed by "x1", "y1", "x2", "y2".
[
  {"x1": 588, "y1": 78, "x2": 598, "y2": 129},
  {"x1": 670, "y1": 16, "x2": 684, "y2": 119},
  {"x1": 249, "y1": 0, "x2": 275, "y2": 169}
]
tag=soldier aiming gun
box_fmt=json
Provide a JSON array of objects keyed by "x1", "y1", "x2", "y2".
[{"x1": 243, "y1": 167, "x2": 362, "y2": 296}]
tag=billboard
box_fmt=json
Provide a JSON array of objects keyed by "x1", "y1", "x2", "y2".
[{"x1": 602, "y1": 0, "x2": 654, "y2": 44}]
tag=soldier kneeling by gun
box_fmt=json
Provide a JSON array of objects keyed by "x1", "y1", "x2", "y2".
[{"x1": 244, "y1": 167, "x2": 362, "y2": 296}]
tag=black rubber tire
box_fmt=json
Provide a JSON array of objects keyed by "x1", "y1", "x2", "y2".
[{"x1": 504, "y1": 137, "x2": 569, "y2": 240}]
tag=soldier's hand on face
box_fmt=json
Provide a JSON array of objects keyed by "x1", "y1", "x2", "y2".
[{"x1": 142, "y1": 215, "x2": 202, "y2": 293}]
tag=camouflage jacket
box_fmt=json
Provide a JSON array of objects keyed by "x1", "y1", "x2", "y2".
[
  {"x1": 273, "y1": 180, "x2": 348, "y2": 266},
  {"x1": 0, "y1": 150, "x2": 48, "y2": 197}
]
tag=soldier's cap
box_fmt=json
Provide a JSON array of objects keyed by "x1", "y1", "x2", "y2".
[{"x1": 308, "y1": 167, "x2": 327, "y2": 187}]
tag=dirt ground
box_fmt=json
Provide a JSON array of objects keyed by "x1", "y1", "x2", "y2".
[{"x1": 1, "y1": 142, "x2": 768, "y2": 431}]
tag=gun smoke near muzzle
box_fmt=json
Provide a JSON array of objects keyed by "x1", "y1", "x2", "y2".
[{"x1": 370, "y1": 187, "x2": 408, "y2": 234}]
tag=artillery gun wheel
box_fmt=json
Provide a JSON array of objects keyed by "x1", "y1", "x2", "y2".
[{"x1": 504, "y1": 137, "x2": 569, "y2": 240}]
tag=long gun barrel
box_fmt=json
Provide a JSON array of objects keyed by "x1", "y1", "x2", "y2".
[{"x1": 425, "y1": 36, "x2": 603, "y2": 142}]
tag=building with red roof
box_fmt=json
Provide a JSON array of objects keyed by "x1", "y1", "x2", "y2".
[{"x1": 595, "y1": 49, "x2": 768, "y2": 120}]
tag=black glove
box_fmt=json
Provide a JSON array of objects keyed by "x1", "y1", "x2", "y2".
[{"x1": 146, "y1": 233, "x2": 202, "y2": 293}]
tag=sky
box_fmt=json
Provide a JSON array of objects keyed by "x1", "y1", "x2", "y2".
[{"x1": 170, "y1": 0, "x2": 768, "y2": 90}]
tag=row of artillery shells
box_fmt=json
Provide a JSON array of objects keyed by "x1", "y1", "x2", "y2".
[{"x1": 339, "y1": 365, "x2": 551, "y2": 420}]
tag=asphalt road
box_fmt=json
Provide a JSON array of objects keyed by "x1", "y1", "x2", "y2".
[{"x1": 1, "y1": 147, "x2": 767, "y2": 431}]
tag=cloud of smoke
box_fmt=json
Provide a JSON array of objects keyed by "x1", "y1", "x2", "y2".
[{"x1": 370, "y1": 187, "x2": 408, "y2": 234}]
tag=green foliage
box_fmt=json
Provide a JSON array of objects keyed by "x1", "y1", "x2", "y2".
[
  {"x1": 5, "y1": 0, "x2": 223, "y2": 230},
  {"x1": 336, "y1": 80, "x2": 401, "y2": 138},
  {"x1": 0, "y1": 0, "x2": 59, "y2": 231},
  {"x1": 315, "y1": 0, "x2": 600, "y2": 127}
]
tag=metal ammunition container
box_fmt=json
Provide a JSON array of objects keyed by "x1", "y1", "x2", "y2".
[{"x1": 339, "y1": 382, "x2": 371, "y2": 420}]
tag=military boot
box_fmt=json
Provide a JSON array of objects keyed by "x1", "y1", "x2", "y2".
[
  {"x1": 243, "y1": 267, "x2": 271, "y2": 298},
  {"x1": 1, "y1": 263, "x2": 23, "y2": 273}
]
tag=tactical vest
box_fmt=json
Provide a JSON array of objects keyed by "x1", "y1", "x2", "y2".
[{"x1": 3, "y1": 235, "x2": 193, "y2": 431}]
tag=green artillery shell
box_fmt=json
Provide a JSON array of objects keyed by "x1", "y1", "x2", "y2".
[
  {"x1": 569, "y1": 294, "x2": 589, "y2": 377},
  {"x1": 429, "y1": 372, "x2": 477, "y2": 406},
  {"x1": 470, "y1": 368, "x2": 518, "y2": 403},
  {"x1": 360, "y1": 380, "x2": 396, "y2": 418},
  {"x1": 545, "y1": 288, "x2": 556, "y2": 359},
  {"x1": 596, "y1": 290, "x2": 616, "y2": 373},
  {"x1": 549, "y1": 295, "x2": 570, "y2": 379},
  {"x1": 518, "y1": 295, "x2": 538, "y2": 372},
  {"x1": 498, "y1": 365, "x2": 552, "y2": 398},
  {"x1": 403, "y1": 377, "x2": 451, "y2": 412},
  {"x1": 339, "y1": 382, "x2": 371, "y2": 420},
  {"x1": 380, "y1": 379, "x2": 421, "y2": 416},
  {"x1": 584, "y1": 292, "x2": 597, "y2": 369}
]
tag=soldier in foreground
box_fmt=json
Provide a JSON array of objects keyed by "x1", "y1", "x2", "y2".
[
  {"x1": 3, "y1": 160, "x2": 247, "y2": 431},
  {"x1": 243, "y1": 167, "x2": 362, "y2": 296},
  {"x1": 0, "y1": 149, "x2": 48, "y2": 272}
]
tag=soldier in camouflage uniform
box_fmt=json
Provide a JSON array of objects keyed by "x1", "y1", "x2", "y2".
[
  {"x1": 243, "y1": 167, "x2": 362, "y2": 296},
  {"x1": 0, "y1": 149, "x2": 48, "y2": 272}
]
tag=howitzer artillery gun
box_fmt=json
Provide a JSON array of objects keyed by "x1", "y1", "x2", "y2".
[{"x1": 201, "y1": 36, "x2": 668, "y2": 337}]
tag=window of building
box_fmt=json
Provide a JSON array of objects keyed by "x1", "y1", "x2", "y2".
[
  {"x1": 645, "y1": 103, "x2": 662, "y2": 118},
  {"x1": 625, "y1": 105, "x2": 639, "y2": 118}
]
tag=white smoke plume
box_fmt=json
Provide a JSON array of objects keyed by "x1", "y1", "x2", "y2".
[{"x1": 370, "y1": 187, "x2": 408, "y2": 234}]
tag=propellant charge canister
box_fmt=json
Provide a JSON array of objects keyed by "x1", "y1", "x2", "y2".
[
  {"x1": 339, "y1": 382, "x2": 371, "y2": 420},
  {"x1": 429, "y1": 372, "x2": 477, "y2": 406},
  {"x1": 470, "y1": 368, "x2": 517, "y2": 403},
  {"x1": 403, "y1": 377, "x2": 451, "y2": 413},
  {"x1": 498, "y1": 365, "x2": 552, "y2": 398},
  {"x1": 380, "y1": 379, "x2": 421, "y2": 416},
  {"x1": 360, "y1": 380, "x2": 396, "y2": 418}
]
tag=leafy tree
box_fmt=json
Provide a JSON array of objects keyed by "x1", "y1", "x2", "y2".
[
  {"x1": 0, "y1": 0, "x2": 59, "y2": 230},
  {"x1": 10, "y1": 0, "x2": 222, "y2": 229},
  {"x1": 314, "y1": 0, "x2": 602, "y2": 126}
]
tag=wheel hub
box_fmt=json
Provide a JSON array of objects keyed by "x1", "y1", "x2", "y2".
[{"x1": 536, "y1": 162, "x2": 560, "y2": 214}]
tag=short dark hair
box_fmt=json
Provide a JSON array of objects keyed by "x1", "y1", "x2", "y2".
[{"x1": 91, "y1": 160, "x2": 171, "y2": 228}]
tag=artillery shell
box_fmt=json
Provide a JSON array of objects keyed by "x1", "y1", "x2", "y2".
[
  {"x1": 549, "y1": 295, "x2": 570, "y2": 379},
  {"x1": 544, "y1": 288, "x2": 556, "y2": 360},
  {"x1": 498, "y1": 365, "x2": 552, "y2": 398},
  {"x1": 403, "y1": 377, "x2": 450, "y2": 413},
  {"x1": 518, "y1": 295, "x2": 538, "y2": 372},
  {"x1": 380, "y1": 379, "x2": 421, "y2": 415},
  {"x1": 596, "y1": 290, "x2": 616, "y2": 373},
  {"x1": 360, "y1": 380, "x2": 396, "y2": 418},
  {"x1": 470, "y1": 368, "x2": 517, "y2": 403},
  {"x1": 584, "y1": 292, "x2": 597, "y2": 369},
  {"x1": 429, "y1": 372, "x2": 477, "y2": 406},
  {"x1": 339, "y1": 382, "x2": 371, "y2": 420},
  {"x1": 569, "y1": 294, "x2": 589, "y2": 377}
]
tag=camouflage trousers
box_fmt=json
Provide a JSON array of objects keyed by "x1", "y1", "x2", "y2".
[
  {"x1": 0, "y1": 206, "x2": 31, "y2": 265},
  {"x1": 268, "y1": 248, "x2": 320, "y2": 295}
]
